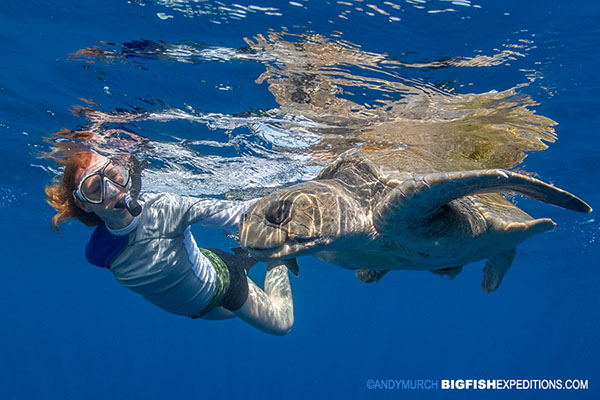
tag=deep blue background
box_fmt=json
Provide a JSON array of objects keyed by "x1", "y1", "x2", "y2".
[{"x1": 1, "y1": 1, "x2": 599, "y2": 399}]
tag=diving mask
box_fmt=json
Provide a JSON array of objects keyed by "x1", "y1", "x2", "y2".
[{"x1": 73, "y1": 158, "x2": 131, "y2": 205}]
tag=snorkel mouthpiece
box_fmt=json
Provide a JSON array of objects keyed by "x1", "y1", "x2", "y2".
[
  {"x1": 115, "y1": 155, "x2": 143, "y2": 217},
  {"x1": 116, "y1": 193, "x2": 142, "y2": 216}
]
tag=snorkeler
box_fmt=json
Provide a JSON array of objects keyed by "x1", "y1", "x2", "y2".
[{"x1": 44, "y1": 145, "x2": 294, "y2": 336}]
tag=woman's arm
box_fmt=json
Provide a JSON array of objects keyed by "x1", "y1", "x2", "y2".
[{"x1": 194, "y1": 199, "x2": 258, "y2": 231}]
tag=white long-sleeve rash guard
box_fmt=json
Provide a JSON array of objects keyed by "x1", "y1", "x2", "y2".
[{"x1": 85, "y1": 193, "x2": 257, "y2": 316}]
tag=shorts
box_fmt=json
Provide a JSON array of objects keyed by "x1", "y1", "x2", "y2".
[{"x1": 189, "y1": 248, "x2": 250, "y2": 318}]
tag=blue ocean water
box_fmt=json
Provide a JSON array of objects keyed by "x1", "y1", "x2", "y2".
[{"x1": 1, "y1": 0, "x2": 599, "y2": 399}]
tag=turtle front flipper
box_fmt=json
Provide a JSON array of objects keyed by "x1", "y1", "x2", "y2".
[
  {"x1": 267, "y1": 259, "x2": 300, "y2": 276},
  {"x1": 356, "y1": 269, "x2": 389, "y2": 283},
  {"x1": 374, "y1": 169, "x2": 591, "y2": 236},
  {"x1": 482, "y1": 248, "x2": 516, "y2": 293}
]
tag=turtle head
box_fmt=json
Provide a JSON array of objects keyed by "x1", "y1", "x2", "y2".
[{"x1": 240, "y1": 182, "x2": 363, "y2": 261}]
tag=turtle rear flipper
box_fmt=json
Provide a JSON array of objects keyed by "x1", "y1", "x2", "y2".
[
  {"x1": 482, "y1": 248, "x2": 517, "y2": 293},
  {"x1": 356, "y1": 269, "x2": 389, "y2": 283},
  {"x1": 431, "y1": 266, "x2": 463, "y2": 280},
  {"x1": 374, "y1": 169, "x2": 591, "y2": 238}
]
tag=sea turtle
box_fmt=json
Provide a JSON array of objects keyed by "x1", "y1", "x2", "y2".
[{"x1": 239, "y1": 147, "x2": 591, "y2": 292}]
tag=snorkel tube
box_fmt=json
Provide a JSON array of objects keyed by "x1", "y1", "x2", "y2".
[{"x1": 115, "y1": 155, "x2": 143, "y2": 217}]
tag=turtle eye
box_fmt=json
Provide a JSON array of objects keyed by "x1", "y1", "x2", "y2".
[{"x1": 264, "y1": 199, "x2": 293, "y2": 226}]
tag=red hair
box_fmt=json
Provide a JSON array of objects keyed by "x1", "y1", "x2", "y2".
[{"x1": 42, "y1": 130, "x2": 103, "y2": 231}]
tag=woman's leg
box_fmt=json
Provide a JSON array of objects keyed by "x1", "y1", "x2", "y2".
[
  {"x1": 233, "y1": 263, "x2": 294, "y2": 336},
  {"x1": 201, "y1": 306, "x2": 236, "y2": 320}
]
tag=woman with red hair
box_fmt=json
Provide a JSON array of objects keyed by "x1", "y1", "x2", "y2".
[{"x1": 44, "y1": 141, "x2": 294, "y2": 336}]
